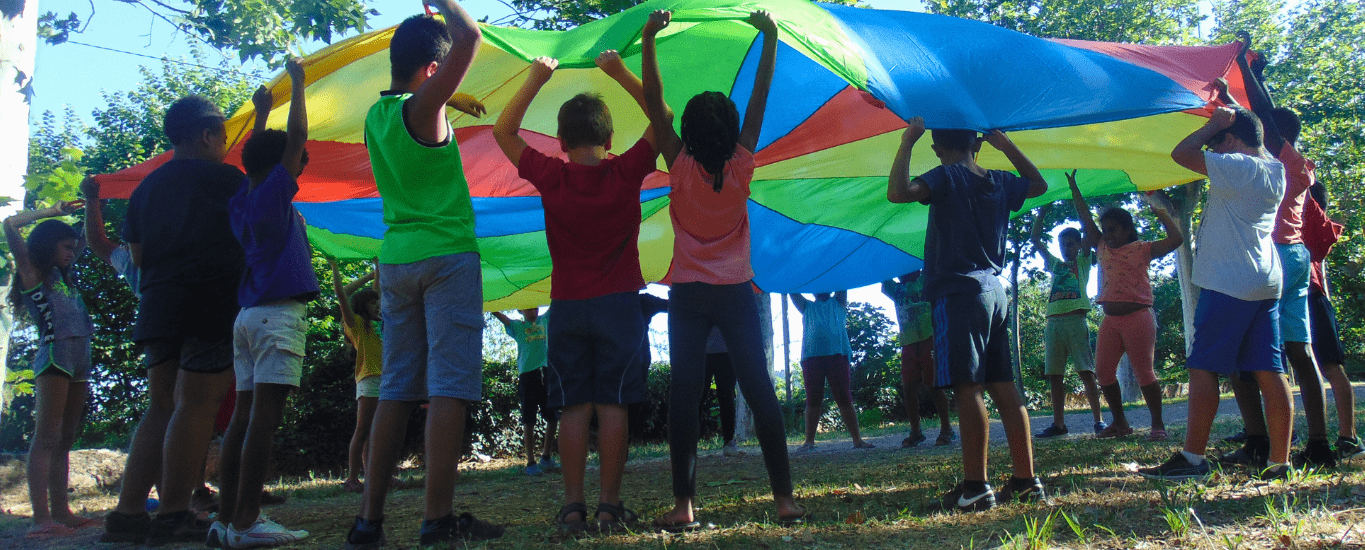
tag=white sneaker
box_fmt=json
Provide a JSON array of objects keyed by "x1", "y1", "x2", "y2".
[
  {"x1": 226, "y1": 516, "x2": 308, "y2": 548},
  {"x1": 206, "y1": 521, "x2": 227, "y2": 548}
]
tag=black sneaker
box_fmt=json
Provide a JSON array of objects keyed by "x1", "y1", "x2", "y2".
[
  {"x1": 1035, "y1": 424, "x2": 1069, "y2": 439},
  {"x1": 926, "y1": 483, "x2": 995, "y2": 513},
  {"x1": 996, "y1": 476, "x2": 1048, "y2": 504},
  {"x1": 1224, "y1": 430, "x2": 1248, "y2": 443},
  {"x1": 1216, "y1": 435, "x2": 1270, "y2": 470},
  {"x1": 100, "y1": 511, "x2": 150, "y2": 543},
  {"x1": 345, "y1": 516, "x2": 385, "y2": 550},
  {"x1": 1256, "y1": 463, "x2": 1292, "y2": 481},
  {"x1": 1292, "y1": 438, "x2": 1338, "y2": 468},
  {"x1": 145, "y1": 510, "x2": 211, "y2": 547},
  {"x1": 1093, "y1": 421, "x2": 1108, "y2": 434},
  {"x1": 1337, "y1": 437, "x2": 1365, "y2": 462},
  {"x1": 1138, "y1": 452, "x2": 1210, "y2": 481},
  {"x1": 419, "y1": 512, "x2": 505, "y2": 544}
]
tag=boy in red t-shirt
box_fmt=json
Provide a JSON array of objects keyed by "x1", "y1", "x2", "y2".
[{"x1": 493, "y1": 51, "x2": 661, "y2": 533}]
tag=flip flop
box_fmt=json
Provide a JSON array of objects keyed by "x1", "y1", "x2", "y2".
[
  {"x1": 26, "y1": 522, "x2": 76, "y2": 540},
  {"x1": 1147, "y1": 429, "x2": 1169, "y2": 441},
  {"x1": 779, "y1": 510, "x2": 813, "y2": 526},
  {"x1": 1097, "y1": 425, "x2": 1135, "y2": 439},
  {"x1": 652, "y1": 516, "x2": 701, "y2": 533}
]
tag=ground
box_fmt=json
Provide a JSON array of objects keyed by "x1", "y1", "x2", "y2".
[{"x1": 1, "y1": 386, "x2": 1364, "y2": 549}]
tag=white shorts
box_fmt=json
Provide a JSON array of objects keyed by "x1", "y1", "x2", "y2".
[
  {"x1": 356, "y1": 375, "x2": 381, "y2": 399},
  {"x1": 233, "y1": 301, "x2": 307, "y2": 391}
]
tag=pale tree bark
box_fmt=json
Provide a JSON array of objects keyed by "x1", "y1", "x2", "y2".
[
  {"x1": 732, "y1": 292, "x2": 775, "y2": 442},
  {"x1": 1171, "y1": 181, "x2": 1205, "y2": 355},
  {"x1": 0, "y1": 0, "x2": 38, "y2": 415}
]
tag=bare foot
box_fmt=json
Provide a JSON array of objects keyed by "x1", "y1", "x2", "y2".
[
  {"x1": 343, "y1": 478, "x2": 364, "y2": 493},
  {"x1": 54, "y1": 515, "x2": 101, "y2": 529},
  {"x1": 853, "y1": 440, "x2": 876, "y2": 449},
  {"x1": 26, "y1": 522, "x2": 77, "y2": 539}
]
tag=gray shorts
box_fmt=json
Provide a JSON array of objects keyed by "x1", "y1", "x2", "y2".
[
  {"x1": 35, "y1": 336, "x2": 93, "y2": 382},
  {"x1": 378, "y1": 252, "x2": 484, "y2": 402},
  {"x1": 233, "y1": 301, "x2": 307, "y2": 390}
]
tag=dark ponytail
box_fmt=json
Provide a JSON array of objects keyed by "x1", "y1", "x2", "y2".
[{"x1": 680, "y1": 91, "x2": 740, "y2": 192}]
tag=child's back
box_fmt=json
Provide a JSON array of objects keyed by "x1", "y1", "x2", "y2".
[{"x1": 919, "y1": 164, "x2": 1030, "y2": 299}]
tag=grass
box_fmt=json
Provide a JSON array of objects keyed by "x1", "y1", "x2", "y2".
[{"x1": 4, "y1": 404, "x2": 1365, "y2": 548}]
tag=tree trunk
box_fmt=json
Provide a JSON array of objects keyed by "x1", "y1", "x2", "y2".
[
  {"x1": 1171, "y1": 181, "x2": 1205, "y2": 354},
  {"x1": 733, "y1": 292, "x2": 774, "y2": 442},
  {"x1": 1, "y1": 0, "x2": 38, "y2": 416},
  {"x1": 782, "y1": 294, "x2": 792, "y2": 416},
  {"x1": 1011, "y1": 239, "x2": 1025, "y2": 401},
  {"x1": 1118, "y1": 353, "x2": 1140, "y2": 402}
]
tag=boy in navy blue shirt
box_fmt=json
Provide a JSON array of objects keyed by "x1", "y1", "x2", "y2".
[
  {"x1": 213, "y1": 58, "x2": 320, "y2": 548},
  {"x1": 887, "y1": 117, "x2": 1048, "y2": 513}
]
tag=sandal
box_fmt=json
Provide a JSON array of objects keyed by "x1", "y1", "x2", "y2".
[
  {"x1": 651, "y1": 515, "x2": 701, "y2": 533},
  {"x1": 936, "y1": 429, "x2": 957, "y2": 446},
  {"x1": 1147, "y1": 429, "x2": 1169, "y2": 441},
  {"x1": 901, "y1": 433, "x2": 927, "y2": 448},
  {"x1": 1096, "y1": 425, "x2": 1135, "y2": 439},
  {"x1": 779, "y1": 509, "x2": 813, "y2": 526},
  {"x1": 555, "y1": 502, "x2": 589, "y2": 533},
  {"x1": 595, "y1": 501, "x2": 639, "y2": 533}
]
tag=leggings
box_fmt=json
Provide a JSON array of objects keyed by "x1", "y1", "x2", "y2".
[
  {"x1": 668, "y1": 282, "x2": 792, "y2": 499},
  {"x1": 703, "y1": 353, "x2": 738, "y2": 444},
  {"x1": 1095, "y1": 307, "x2": 1158, "y2": 386}
]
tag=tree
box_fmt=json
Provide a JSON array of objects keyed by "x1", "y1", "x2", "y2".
[
  {"x1": 926, "y1": 0, "x2": 1202, "y2": 44},
  {"x1": 502, "y1": 0, "x2": 860, "y2": 30},
  {"x1": 845, "y1": 301, "x2": 900, "y2": 422},
  {"x1": 0, "y1": 0, "x2": 39, "y2": 414}
]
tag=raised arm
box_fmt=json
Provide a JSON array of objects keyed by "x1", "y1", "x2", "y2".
[
  {"x1": 330, "y1": 259, "x2": 356, "y2": 328},
  {"x1": 4, "y1": 202, "x2": 82, "y2": 289},
  {"x1": 1144, "y1": 191, "x2": 1185, "y2": 259},
  {"x1": 597, "y1": 50, "x2": 658, "y2": 149},
  {"x1": 281, "y1": 59, "x2": 308, "y2": 177},
  {"x1": 737, "y1": 11, "x2": 778, "y2": 153},
  {"x1": 1029, "y1": 203, "x2": 1056, "y2": 262},
  {"x1": 640, "y1": 10, "x2": 682, "y2": 167},
  {"x1": 251, "y1": 85, "x2": 271, "y2": 135},
  {"x1": 1235, "y1": 41, "x2": 1285, "y2": 154},
  {"x1": 1067, "y1": 170, "x2": 1100, "y2": 251},
  {"x1": 887, "y1": 118, "x2": 930, "y2": 203},
  {"x1": 493, "y1": 57, "x2": 557, "y2": 167},
  {"x1": 490, "y1": 311, "x2": 513, "y2": 330},
  {"x1": 408, "y1": 0, "x2": 483, "y2": 145},
  {"x1": 985, "y1": 130, "x2": 1046, "y2": 198},
  {"x1": 1172, "y1": 107, "x2": 1237, "y2": 175},
  {"x1": 80, "y1": 177, "x2": 117, "y2": 264},
  {"x1": 787, "y1": 293, "x2": 808, "y2": 314}
]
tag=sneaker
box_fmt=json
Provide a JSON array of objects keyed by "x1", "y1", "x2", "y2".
[
  {"x1": 145, "y1": 510, "x2": 212, "y2": 547},
  {"x1": 926, "y1": 483, "x2": 996, "y2": 513},
  {"x1": 191, "y1": 486, "x2": 220, "y2": 514},
  {"x1": 1217, "y1": 436, "x2": 1270, "y2": 470},
  {"x1": 1292, "y1": 438, "x2": 1338, "y2": 469},
  {"x1": 419, "y1": 512, "x2": 505, "y2": 544},
  {"x1": 100, "y1": 511, "x2": 151, "y2": 544},
  {"x1": 1224, "y1": 430, "x2": 1248, "y2": 443},
  {"x1": 524, "y1": 464, "x2": 544, "y2": 476},
  {"x1": 226, "y1": 517, "x2": 308, "y2": 548},
  {"x1": 1336, "y1": 437, "x2": 1365, "y2": 462},
  {"x1": 1094, "y1": 421, "x2": 1108, "y2": 434},
  {"x1": 344, "y1": 517, "x2": 384, "y2": 550},
  {"x1": 1035, "y1": 424, "x2": 1069, "y2": 439},
  {"x1": 538, "y1": 456, "x2": 560, "y2": 473},
  {"x1": 723, "y1": 441, "x2": 746, "y2": 457},
  {"x1": 206, "y1": 521, "x2": 227, "y2": 548},
  {"x1": 996, "y1": 476, "x2": 1047, "y2": 504},
  {"x1": 1256, "y1": 463, "x2": 1292, "y2": 481},
  {"x1": 1138, "y1": 452, "x2": 1210, "y2": 481}
]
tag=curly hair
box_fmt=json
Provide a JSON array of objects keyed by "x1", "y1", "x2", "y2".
[
  {"x1": 680, "y1": 91, "x2": 741, "y2": 192},
  {"x1": 9, "y1": 220, "x2": 80, "y2": 322},
  {"x1": 350, "y1": 289, "x2": 380, "y2": 323}
]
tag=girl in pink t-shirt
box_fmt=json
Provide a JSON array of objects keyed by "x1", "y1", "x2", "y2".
[
  {"x1": 640, "y1": 9, "x2": 807, "y2": 532},
  {"x1": 1070, "y1": 171, "x2": 1184, "y2": 441}
]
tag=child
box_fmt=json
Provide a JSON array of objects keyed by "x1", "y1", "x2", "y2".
[
  {"x1": 330, "y1": 260, "x2": 380, "y2": 493},
  {"x1": 882, "y1": 271, "x2": 956, "y2": 447},
  {"x1": 702, "y1": 327, "x2": 742, "y2": 456},
  {"x1": 490, "y1": 308, "x2": 560, "y2": 476},
  {"x1": 492, "y1": 43, "x2": 659, "y2": 532},
  {"x1": 104, "y1": 94, "x2": 246, "y2": 546},
  {"x1": 1140, "y1": 105, "x2": 1292, "y2": 480},
  {"x1": 1028, "y1": 206, "x2": 1106, "y2": 438},
  {"x1": 5, "y1": 202, "x2": 98, "y2": 538},
  {"x1": 345, "y1": 1, "x2": 504, "y2": 547},
  {"x1": 886, "y1": 118, "x2": 1048, "y2": 512},
  {"x1": 1071, "y1": 174, "x2": 1183, "y2": 441},
  {"x1": 790, "y1": 291, "x2": 872, "y2": 451},
  {"x1": 81, "y1": 177, "x2": 139, "y2": 298},
  {"x1": 214, "y1": 58, "x2": 317, "y2": 548},
  {"x1": 637, "y1": 10, "x2": 806, "y2": 530}
]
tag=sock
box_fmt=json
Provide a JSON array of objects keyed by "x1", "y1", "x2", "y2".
[
  {"x1": 963, "y1": 480, "x2": 989, "y2": 493},
  {"x1": 1180, "y1": 450, "x2": 1206, "y2": 465}
]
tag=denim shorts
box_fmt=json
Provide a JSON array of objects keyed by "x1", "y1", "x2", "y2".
[
  {"x1": 232, "y1": 301, "x2": 307, "y2": 390},
  {"x1": 378, "y1": 252, "x2": 484, "y2": 402},
  {"x1": 544, "y1": 291, "x2": 648, "y2": 408},
  {"x1": 1276, "y1": 243, "x2": 1311, "y2": 344}
]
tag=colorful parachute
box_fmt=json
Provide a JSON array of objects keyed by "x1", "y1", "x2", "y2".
[{"x1": 94, "y1": 0, "x2": 1253, "y2": 310}]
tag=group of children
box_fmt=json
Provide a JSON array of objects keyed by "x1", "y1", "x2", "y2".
[{"x1": 6, "y1": 0, "x2": 1359, "y2": 546}]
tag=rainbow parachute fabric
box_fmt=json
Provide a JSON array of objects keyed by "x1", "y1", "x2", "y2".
[{"x1": 95, "y1": 0, "x2": 1253, "y2": 310}]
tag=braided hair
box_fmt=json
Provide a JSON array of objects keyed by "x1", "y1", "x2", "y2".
[{"x1": 680, "y1": 91, "x2": 740, "y2": 192}]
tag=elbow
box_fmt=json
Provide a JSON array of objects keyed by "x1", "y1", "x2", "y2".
[{"x1": 1028, "y1": 180, "x2": 1049, "y2": 199}]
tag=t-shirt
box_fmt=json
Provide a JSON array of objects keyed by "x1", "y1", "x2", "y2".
[
  {"x1": 122, "y1": 158, "x2": 246, "y2": 341},
  {"x1": 1096, "y1": 240, "x2": 1154, "y2": 306},
  {"x1": 1302, "y1": 193, "x2": 1341, "y2": 296},
  {"x1": 365, "y1": 92, "x2": 478, "y2": 265},
  {"x1": 1043, "y1": 249, "x2": 1093, "y2": 315},
  {"x1": 229, "y1": 165, "x2": 321, "y2": 308},
  {"x1": 1192, "y1": 151, "x2": 1285, "y2": 301},
  {"x1": 800, "y1": 297, "x2": 853, "y2": 359},
  {"x1": 881, "y1": 278, "x2": 932, "y2": 344},
  {"x1": 506, "y1": 317, "x2": 548, "y2": 375},
  {"x1": 668, "y1": 146, "x2": 755, "y2": 285},
  {"x1": 518, "y1": 138, "x2": 658, "y2": 300},
  {"x1": 109, "y1": 244, "x2": 141, "y2": 299},
  {"x1": 1271, "y1": 143, "x2": 1314, "y2": 245},
  {"x1": 916, "y1": 165, "x2": 1030, "y2": 299},
  {"x1": 343, "y1": 313, "x2": 383, "y2": 382}
]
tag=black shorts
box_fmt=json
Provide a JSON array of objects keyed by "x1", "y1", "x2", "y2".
[
  {"x1": 545, "y1": 291, "x2": 648, "y2": 409},
  {"x1": 932, "y1": 284, "x2": 1012, "y2": 388},
  {"x1": 519, "y1": 369, "x2": 553, "y2": 426},
  {"x1": 1309, "y1": 289, "x2": 1346, "y2": 368},
  {"x1": 142, "y1": 336, "x2": 234, "y2": 374}
]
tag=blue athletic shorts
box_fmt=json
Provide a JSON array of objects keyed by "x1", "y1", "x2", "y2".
[
  {"x1": 545, "y1": 291, "x2": 649, "y2": 408},
  {"x1": 932, "y1": 283, "x2": 1012, "y2": 388},
  {"x1": 1187, "y1": 288, "x2": 1282, "y2": 376},
  {"x1": 1276, "y1": 243, "x2": 1311, "y2": 344}
]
